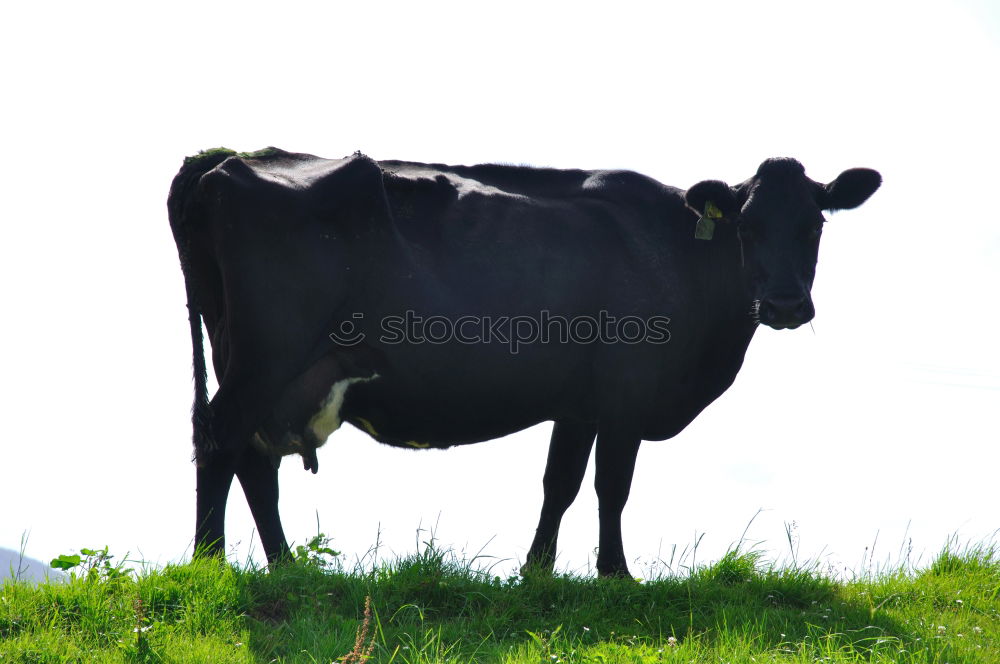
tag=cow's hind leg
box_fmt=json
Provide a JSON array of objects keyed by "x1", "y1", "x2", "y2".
[
  {"x1": 522, "y1": 419, "x2": 597, "y2": 575},
  {"x1": 594, "y1": 422, "x2": 642, "y2": 578},
  {"x1": 236, "y1": 448, "x2": 291, "y2": 564},
  {"x1": 195, "y1": 454, "x2": 236, "y2": 559}
]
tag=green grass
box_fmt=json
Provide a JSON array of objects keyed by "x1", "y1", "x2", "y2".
[
  {"x1": 2, "y1": 539, "x2": 998, "y2": 663},
  {"x1": 182, "y1": 147, "x2": 284, "y2": 166}
]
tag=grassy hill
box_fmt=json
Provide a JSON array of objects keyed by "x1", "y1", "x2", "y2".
[{"x1": 1, "y1": 539, "x2": 997, "y2": 663}]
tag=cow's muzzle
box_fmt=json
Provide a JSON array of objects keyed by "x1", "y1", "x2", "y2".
[{"x1": 757, "y1": 294, "x2": 815, "y2": 330}]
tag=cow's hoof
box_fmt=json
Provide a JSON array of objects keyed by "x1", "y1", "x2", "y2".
[
  {"x1": 520, "y1": 560, "x2": 556, "y2": 578},
  {"x1": 597, "y1": 566, "x2": 637, "y2": 581}
]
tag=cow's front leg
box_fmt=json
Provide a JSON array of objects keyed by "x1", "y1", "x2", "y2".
[
  {"x1": 195, "y1": 453, "x2": 236, "y2": 558},
  {"x1": 594, "y1": 422, "x2": 642, "y2": 578},
  {"x1": 236, "y1": 447, "x2": 290, "y2": 564},
  {"x1": 523, "y1": 419, "x2": 597, "y2": 575}
]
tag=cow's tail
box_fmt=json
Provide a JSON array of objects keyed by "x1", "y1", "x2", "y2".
[
  {"x1": 168, "y1": 149, "x2": 235, "y2": 463},
  {"x1": 182, "y1": 275, "x2": 214, "y2": 463}
]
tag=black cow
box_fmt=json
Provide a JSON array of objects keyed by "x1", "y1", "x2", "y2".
[{"x1": 168, "y1": 149, "x2": 880, "y2": 577}]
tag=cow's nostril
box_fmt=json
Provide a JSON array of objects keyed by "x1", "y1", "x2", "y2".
[{"x1": 759, "y1": 295, "x2": 814, "y2": 329}]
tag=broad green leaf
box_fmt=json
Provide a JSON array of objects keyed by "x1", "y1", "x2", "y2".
[{"x1": 50, "y1": 554, "x2": 82, "y2": 570}]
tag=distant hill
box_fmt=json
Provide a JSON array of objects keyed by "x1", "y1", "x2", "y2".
[{"x1": 0, "y1": 547, "x2": 66, "y2": 583}]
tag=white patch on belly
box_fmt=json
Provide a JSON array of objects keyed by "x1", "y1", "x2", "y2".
[{"x1": 307, "y1": 374, "x2": 379, "y2": 444}]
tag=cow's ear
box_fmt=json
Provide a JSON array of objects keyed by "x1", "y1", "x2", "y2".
[
  {"x1": 685, "y1": 180, "x2": 740, "y2": 220},
  {"x1": 820, "y1": 168, "x2": 881, "y2": 211}
]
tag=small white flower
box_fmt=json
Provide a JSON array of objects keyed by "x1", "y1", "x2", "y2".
[
  {"x1": 667, "y1": 636, "x2": 678, "y2": 646},
  {"x1": 937, "y1": 625, "x2": 947, "y2": 633}
]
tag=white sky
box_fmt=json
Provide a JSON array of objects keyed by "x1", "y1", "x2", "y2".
[{"x1": 2, "y1": 0, "x2": 998, "y2": 578}]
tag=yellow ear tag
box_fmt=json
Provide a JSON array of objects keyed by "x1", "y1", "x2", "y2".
[{"x1": 695, "y1": 201, "x2": 723, "y2": 240}]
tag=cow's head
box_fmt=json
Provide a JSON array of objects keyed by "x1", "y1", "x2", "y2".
[{"x1": 685, "y1": 158, "x2": 881, "y2": 330}]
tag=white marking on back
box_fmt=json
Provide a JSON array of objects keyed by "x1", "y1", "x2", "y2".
[
  {"x1": 391, "y1": 164, "x2": 528, "y2": 201},
  {"x1": 307, "y1": 374, "x2": 379, "y2": 444}
]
